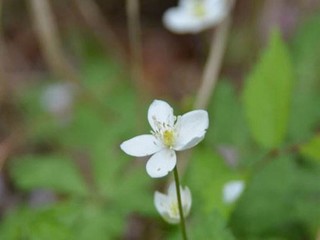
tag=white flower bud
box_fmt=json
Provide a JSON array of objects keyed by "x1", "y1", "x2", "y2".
[{"x1": 154, "y1": 182, "x2": 192, "y2": 224}]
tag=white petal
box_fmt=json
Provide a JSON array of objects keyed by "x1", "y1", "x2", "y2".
[
  {"x1": 163, "y1": 8, "x2": 205, "y2": 34},
  {"x1": 167, "y1": 182, "x2": 177, "y2": 199},
  {"x1": 223, "y1": 180, "x2": 245, "y2": 204},
  {"x1": 203, "y1": 0, "x2": 229, "y2": 24},
  {"x1": 163, "y1": 0, "x2": 232, "y2": 34},
  {"x1": 167, "y1": 182, "x2": 192, "y2": 218},
  {"x1": 146, "y1": 149, "x2": 176, "y2": 178},
  {"x1": 148, "y1": 100, "x2": 175, "y2": 131},
  {"x1": 120, "y1": 134, "x2": 162, "y2": 157},
  {"x1": 162, "y1": 212, "x2": 180, "y2": 224},
  {"x1": 154, "y1": 191, "x2": 180, "y2": 224},
  {"x1": 154, "y1": 191, "x2": 169, "y2": 215},
  {"x1": 174, "y1": 110, "x2": 209, "y2": 150},
  {"x1": 182, "y1": 186, "x2": 192, "y2": 216}
]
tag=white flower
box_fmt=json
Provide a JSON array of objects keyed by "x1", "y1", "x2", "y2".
[
  {"x1": 223, "y1": 180, "x2": 245, "y2": 204},
  {"x1": 120, "y1": 100, "x2": 209, "y2": 178},
  {"x1": 154, "y1": 182, "x2": 192, "y2": 224},
  {"x1": 163, "y1": 0, "x2": 233, "y2": 34}
]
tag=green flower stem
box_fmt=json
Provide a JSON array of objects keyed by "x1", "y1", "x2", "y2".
[{"x1": 173, "y1": 166, "x2": 188, "y2": 240}]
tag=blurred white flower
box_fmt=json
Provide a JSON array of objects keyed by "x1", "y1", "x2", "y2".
[
  {"x1": 223, "y1": 180, "x2": 245, "y2": 204},
  {"x1": 163, "y1": 0, "x2": 233, "y2": 34},
  {"x1": 154, "y1": 182, "x2": 192, "y2": 224},
  {"x1": 41, "y1": 83, "x2": 75, "y2": 122},
  {"x1": 120, "y1": 100, "x2": 208, "y2": 178}
]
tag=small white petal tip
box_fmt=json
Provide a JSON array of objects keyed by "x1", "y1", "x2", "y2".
[
  {"x1": 223, "y1": 180, "x2": 245, "y2": 204},
  {"x1": 163, "y1": 0, "x2": 232, "y2": 34}
]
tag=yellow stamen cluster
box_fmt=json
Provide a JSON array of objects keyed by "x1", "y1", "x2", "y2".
[
  {"x1": 151, "y1": 115, "x2": 177, "y2": 148},
  {"x1": 193, "y1": 2, "x2": 206, "y2": 17},
  {"x1": 170, "y1": 202, "x2": 180, "y2": 218},
  {"x1": 163, "y1": 130, "x2": 175, "y2": 147}
]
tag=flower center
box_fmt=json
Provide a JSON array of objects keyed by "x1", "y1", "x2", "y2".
[
  {"x1": 163, "y1": 130, "x2": 175, "y2": 147},
  {"x1": 193, "y1": 1, "x2": 206, "y2": 17},
  {"x1": 170, "y1": 202, "x2": 180, "y2": 218}
]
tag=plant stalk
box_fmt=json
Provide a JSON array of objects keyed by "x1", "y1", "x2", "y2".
[
  {"x1": 194, "y1": 15, "x2": 232, "y2": 109},
  {"x1": 29, "y1": 0, "x2": 79, "y2": 84},
  {"x1": 173, "y1": 166, "x2": 188, "y2": 240},
  {"x1": 125, "y1": 0, "x2": 146, "y2": 130},
  {"x1": 126, "y1": 0, "x2": 143, "y2": 90},
  {"x1": 178, "y1": 5, "x2": 235, "y2": 177}
]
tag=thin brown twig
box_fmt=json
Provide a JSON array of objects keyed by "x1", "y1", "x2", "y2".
[
  {"x1": 29, "y1": 0, "x2": 79, "y2": 84},
  {"x1": 251, "y1": 143, "x2": 301, "y2": 173},
  {"x1": 194, "y1": 16, "x2": 232, "y2": 109},
  {"x1": 0, "y1": 0, "x2": 9, "y2": 101},
  {"x1": 178, "y1": 14, "x2": 234, "y2": 177},
  {"x1": 0, "y1": 0, "x2": 20, "y2": 170},
  {"x1": 126, "y1": 0, "x2": 144, "y2": 91},
  {"x1": 29, "y1": 0, "x2": 117, "y2": 120},
  {"x1": 0, "y1": 130, "x2": 22, "y2": 171},
  {"x1": 126, "y1": 0, "x2": 147, "y2": 130}
]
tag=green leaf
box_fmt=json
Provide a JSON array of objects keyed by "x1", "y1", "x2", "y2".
[
  {"x1": 300, "y1": 134, "x2": 320, "y2": 162},
  {"x1": 166, "y1": 211, "x2": 235, "y2": 240},
  {"x1": 186, "y1": 147, "x2": 245, "y2": 218},
  {"x1": 10, "y1": 155, "x2": 88, "y2": 196},
  {"x1": 207, "y1": 80, "x2": 250, "y2": 146},
  {"x1": 291, "y1": 15, "x2": 320, "y2": 90},
  {"x1": 243, "y1": 30, "x2": 294, "y2": 149},
  {"x1": 114, "y1": 166, "x2": 154, "y2": 215},
  {"x1": 190, "y1": 211, "x2": 235, "y2": 240},
  {"x1": 73, "y1": 204, "x2": 125, "y2": 240},
  {"x1": 89, "y1": 132, "x2": 154, "y2": 215},
  {"x1": 0, "y1": 203, "x2": 76, "y2": 240},
  {"x1": 288, "y1": 15, "x2": 320, "y2": 142},
  {"x1": 230, "y1": 156, "x2": 320, "y2": 239},
  {"x1": 17, "y1": 82, "x2": 65, "y2": 145},
  {"x1": 0, "y1": 201, "x2": 127, "y2": 240}
]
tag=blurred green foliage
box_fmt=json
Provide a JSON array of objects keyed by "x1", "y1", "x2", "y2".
[
  {"x1": 1, "y1": 13, "x2": 320, "y2": 240},
  {"x1": 1, "y1": 45, "x2": 154, "y2": 239},
  {"x1": 300, "y1": 135, "x2": 320, "y2": 163},
  {"x1": 10, "y1": 155, "x2": 88, "y2": 196}
]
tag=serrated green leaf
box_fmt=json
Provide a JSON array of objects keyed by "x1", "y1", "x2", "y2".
[
  {"x1": 243, "y1": 30, "x2": 294, "y2": 149},
  {"x1": 300, "y1": 134, "x2": 320, "y2": 162},
  {"x1": 10, "y1": 155, "x2": 88, "y2": 196}
]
